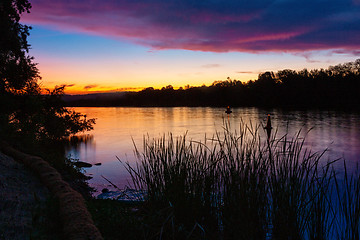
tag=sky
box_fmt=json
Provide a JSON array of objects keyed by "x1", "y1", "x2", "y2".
[{"x1": 22, "y1": 0, "x2": 360, "y2": 94}]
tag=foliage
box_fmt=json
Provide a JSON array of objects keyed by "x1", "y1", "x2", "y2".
[
  {"x1": 0, "y1": 0, "x2": 40, "y2": 94},
  {"x1": 10, "y1": 86, "x2": 95, "y2": 140},
  {"x1": 0, "y1": 0, "x2": 95, "y2": 141}
]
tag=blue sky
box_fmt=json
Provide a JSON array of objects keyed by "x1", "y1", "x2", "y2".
[{"x1": 22, "y1": 0, "x2": 360, "y2": 93}]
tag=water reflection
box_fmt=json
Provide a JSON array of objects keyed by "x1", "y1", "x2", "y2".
[
  {"x1": 65, "y1": 134, "x2": 96, "y2": 162},
  {"x1": 66, "y1": 107, "x2": 360, "y2": 193}
]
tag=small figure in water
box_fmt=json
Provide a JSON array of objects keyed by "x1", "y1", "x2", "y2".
[
  {"x1": 264, "y1": 114, "x2": 272, "y2": 140},
  {"x1": 225, "y1": 106, "x2": 232, "y2": 114}
]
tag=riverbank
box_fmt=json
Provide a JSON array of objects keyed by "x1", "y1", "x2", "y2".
[{"x1": 0, "y1": 142, "x2": 103, "y2": 239}]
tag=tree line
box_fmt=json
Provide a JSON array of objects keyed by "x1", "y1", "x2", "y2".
[{"x1": 66, "y1": 59, "x2": 360, "y2": 109}]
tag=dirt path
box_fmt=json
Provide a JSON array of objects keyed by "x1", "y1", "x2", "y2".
[{"x1": 0, "y1": 151, "x2": 49, "y2": 240}]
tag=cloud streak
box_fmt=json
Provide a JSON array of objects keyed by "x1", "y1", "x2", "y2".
[
  {"x1": 202, "y1": 64, "x2": 221, "y2": 68},
  {"x1": 24, "y1": 0, "x2": 360, "y2": 53},
  {"x1": 61, "y1": 84, "x2": 75, "y2": 88},
  {"x1": 236, "y1": 71, "x2": 254, "y2": 74},
  {"x1": 84, "y1": 84, "x2": 98, "y2": 90}
]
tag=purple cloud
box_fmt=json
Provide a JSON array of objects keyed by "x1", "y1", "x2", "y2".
[
  {"x1": 332, "y1": 49, "x2": 360, "y2": 56},
  {"x1": 23, "y1": 0, "x2": 360, "y2": 53},
  {"x1": 294, "y1": 52, "x2": 321, "y2": 63}
]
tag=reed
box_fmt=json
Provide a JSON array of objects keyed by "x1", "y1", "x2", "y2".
[
  {"x1": 334, "y1": 162, "x2": 360, "y2": 240},
  {"x1": 218, "y1": 122, "x2": 269, "y2": 239},
  {"x1": 268, "y1": 131, "x2": 334, "y2": 240},
  {"x1": 122, "y1": 121, "x2": 355, "y2": 239}
]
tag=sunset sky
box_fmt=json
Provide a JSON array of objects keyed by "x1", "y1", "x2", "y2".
[{"x1": 22, "y1": 0, "x2": 360, "y2": 94}]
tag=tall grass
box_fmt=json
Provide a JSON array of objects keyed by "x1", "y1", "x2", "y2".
[
  {"x1": 126, "y1": 133, "x2": 221, "y2": 239},
  {"x1": 335, "y1": 162, "x2": 360, "y2": 240},
  {"x1": 123, "y1": 121, "x2": 360, "y2": 240}
]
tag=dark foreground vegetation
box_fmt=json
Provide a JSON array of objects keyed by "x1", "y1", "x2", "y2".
[
  {"x1": 89, "y1": 123, "x2": 360, "y2": 240},
  {"x1": 0, "y1": 4, "x2": 94, "y2": 141},
  {"x1": 1, "y1": 0, "x2": 96, "y2": 237},
  {"x1": 0, "y1": 0, "x2": 94, "y2": 170},
  {"x1": 0, "y1": 0, "x2": 96, "y2": 196},
  {"x1": 65, "y1": 59, "x2": 360, "y2": 109}
]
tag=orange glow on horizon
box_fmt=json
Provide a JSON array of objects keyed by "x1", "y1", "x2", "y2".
[
  {"x1": 40, "y1": 79, "x2": 253, "y2": 94},
  {"x1": 64, "y1": 87, "x2": 144, "y2": 95},
  {"x1": 38, "y1": 70, "x2": 253, "y2": 94},
  {"x1": 40, "y1": 80, "x2": 254, "y2": 95},
  {"x1": 35, "y1": 54, "x2": 258, "y2": 95}
]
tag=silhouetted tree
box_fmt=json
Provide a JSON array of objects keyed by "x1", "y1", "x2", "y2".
[
  {"x1": 0, "y1": 0, "x2": 94, "y2": 141},
  {"x1": 0, "y1": 0, "x2": 40, "y2": 94}
]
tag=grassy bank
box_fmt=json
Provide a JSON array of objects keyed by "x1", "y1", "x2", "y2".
[{"x1": 88, "y1": 122, "x2": 360, "y2": 240}]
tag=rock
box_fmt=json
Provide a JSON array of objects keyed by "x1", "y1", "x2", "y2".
[
  {"x1": 101, "y1": 188, "x2": 109, "y2": 193},
  {"x1": 72, "y1": 161, "x2": 92, "y2": 168}
]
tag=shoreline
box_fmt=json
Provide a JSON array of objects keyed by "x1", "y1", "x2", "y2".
[{"x1": 0, "y1": 143, "x2": 103, "y2": 239}]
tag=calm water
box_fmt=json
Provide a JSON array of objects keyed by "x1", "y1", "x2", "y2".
[{"x1": 65, "y1": 107, "x2": 360, "y2": 194}]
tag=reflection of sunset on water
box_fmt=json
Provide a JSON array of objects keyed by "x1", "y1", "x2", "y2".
[{"x1": 66, "y1": 107, "x2": 360, "y2": 193}]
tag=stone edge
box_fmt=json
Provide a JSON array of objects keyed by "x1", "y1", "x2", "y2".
[{"x1": 0, "y1": 141, "x2": 104, "y2": 240}]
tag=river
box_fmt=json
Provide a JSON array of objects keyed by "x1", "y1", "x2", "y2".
[{"x1": 65, "y1": 107, "x2": 360, "y2": 194}]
